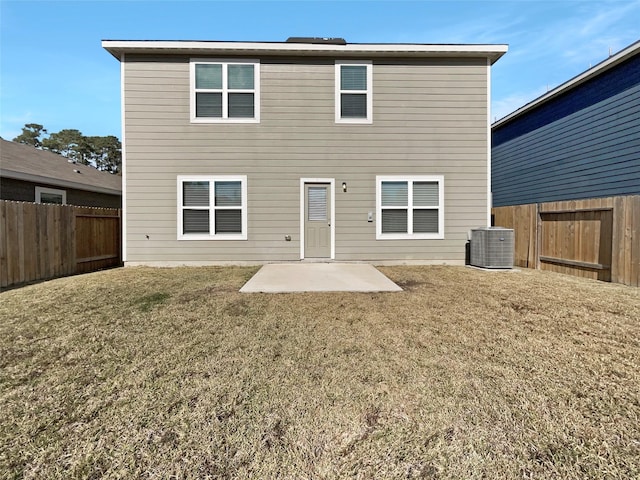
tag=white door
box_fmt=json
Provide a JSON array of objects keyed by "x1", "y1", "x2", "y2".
[{"x1": 304, "y1": 183, "x2": 331, "y2": 258}]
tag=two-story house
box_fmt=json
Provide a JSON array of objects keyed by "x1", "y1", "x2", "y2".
[
  {"x1": 103, "y1": 38, "x2": 507, "y2": 265},
  {"x1": 492, "y1": 39, "x2": 640, "y2": 207}
]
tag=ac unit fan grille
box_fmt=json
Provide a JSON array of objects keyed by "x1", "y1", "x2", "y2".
[{"x1": 470, "y1": 228, "x2": 514, "y2": 268}]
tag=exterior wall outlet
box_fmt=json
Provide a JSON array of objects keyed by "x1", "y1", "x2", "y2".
[{"x1": 368, "y1": 212, "x2": 373, "y2": 222}]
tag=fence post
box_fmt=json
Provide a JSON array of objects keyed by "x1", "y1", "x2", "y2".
[{"x1": 535, "y1": 203, "x2": 542, "y2": 270}]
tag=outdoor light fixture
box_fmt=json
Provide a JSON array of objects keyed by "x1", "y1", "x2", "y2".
[{"x1": 342, "y1": 182, "x2": 347, "y2": 192}]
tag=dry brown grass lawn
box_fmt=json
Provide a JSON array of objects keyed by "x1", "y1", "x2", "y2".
[{"x1": 1, "y1": 266, "x2": 639, "y2": 479}]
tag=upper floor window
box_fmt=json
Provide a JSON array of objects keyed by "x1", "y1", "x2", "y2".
[
  {"x1": 376, "y1": 176, "x2": 444, "y2": 240},
  {"x1": 335, "y1": 61, "x2": 372, "y2": 124},
  {"x1": 190, "y1": 59, "x2": 260, "y2": 123}
]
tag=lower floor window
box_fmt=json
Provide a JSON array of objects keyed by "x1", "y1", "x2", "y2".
[
  {"x1": 376, "y1": 175, "x2": 444, "y2": 239},
  {"x1": 177, "y1": 175, "x2": 247, "y2": 240}
]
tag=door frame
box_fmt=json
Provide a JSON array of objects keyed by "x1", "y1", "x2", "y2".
[{"x1": 300, "y1": 178, "x2": 335, "y2": 260}]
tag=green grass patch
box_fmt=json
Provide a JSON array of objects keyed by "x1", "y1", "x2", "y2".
[{"x1": 133, "y1": 292, "x2": 171, "y2": 312}]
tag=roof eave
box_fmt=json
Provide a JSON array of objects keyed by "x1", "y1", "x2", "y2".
[
  {"x1": 102, "y1": 40, "x2": 508, "y2": 64},
  {"x1": 1, "y1": 169, "x2": 122, "y2": 196},
  {"x1": 492, "y1": 39, "x2": 640, "y2": 128}
]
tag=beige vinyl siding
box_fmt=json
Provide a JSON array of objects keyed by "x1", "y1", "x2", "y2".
[{"x1": 123, "y1": 54, "x2": 488, "y2": 263}]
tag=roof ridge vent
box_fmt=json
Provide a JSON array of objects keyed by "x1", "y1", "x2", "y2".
[{"x1": 286, "y1": 37, "x2": 346, "y2": 45}]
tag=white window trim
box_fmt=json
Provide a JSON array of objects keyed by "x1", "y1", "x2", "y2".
[
  {"x1": 177, "y1": 175, "x2": 248, "y2": 240},
  {"x1": 190, "y1": 58, "x2": 260, "y2": 124},
  {"x1": 376, "y1": 175, "x2": 444, "y2": 240},
  {"x1": 335, "y1": 60, "x2": 373, "y2": 124},
  {"x1": 35, "y1": 186, "x2": 66, "y2": 205}
]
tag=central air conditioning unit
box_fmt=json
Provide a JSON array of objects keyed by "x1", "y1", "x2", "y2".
[{"x1": 470, "y1": 227, "x2": 514, "y2": 269}]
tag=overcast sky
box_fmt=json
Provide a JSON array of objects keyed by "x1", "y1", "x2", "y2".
[{"x1": 1, "y1": 0, "x2": 639, "y2": 140}]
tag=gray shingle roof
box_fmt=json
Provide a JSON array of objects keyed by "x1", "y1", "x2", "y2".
[{"x1": 0, "y1": 139, "x2": 121, "y2": 195}]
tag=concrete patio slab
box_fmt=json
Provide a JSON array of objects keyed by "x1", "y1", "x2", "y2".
[{"x1": 239, "y1": 263, "x2": 402, "y2": 293}]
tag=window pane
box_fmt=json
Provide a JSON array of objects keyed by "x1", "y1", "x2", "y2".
[
  {"x1": 381, "y1": 181, "x2": 408, "y2": 206},
  {"x1": 195, "y1": 64, "x2": 222, "y2": 89},
  {"x1": 215, "y1": 210, "x2": 242, "y2": 234},
  {"x1": 183, "y1": 210, "x2": 209, "y2": 234},
  {"x1": 215, "y1": 181, "x2": 241, "y2": 207},
  {"x1": 341, "y1": 93, "x2": 367, "y2": 118},
  {"x1": 341, "y1": 65, "x2": 367, "y2": 90},
  {"x1": 414, "y1": 182, "x2": 439, "y2": 206},
  {"x1": 307, "y1": 187, "x2": 327, "y2": 221},
  {"x1": 183, "y1": 181, "x2": 209, "y2": 206},
  {"x1": 40, "y1": 193, "x2": 64, "y2": 204},
  {"x1": 196, "y1": 92, "x2": 222, "y2": 117},
  {"x1": 382, "y1": 209, "x2": 408, "y2": 233},
  {"x1": 414, "y1": 209, "x2": 439, "y2": 233},
  {"x1": 228, "y1": 64, "x2": 254, "y2": 89},
  {"x1": 228, "y1": 93, "x2": 254, "y2": 118}
]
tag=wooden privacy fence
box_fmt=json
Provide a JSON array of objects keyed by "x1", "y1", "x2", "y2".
[
  {"x1": 493, "y1": 195, "x2": 639, "y2": 287},
  {"x1": 0, "y1": 201, "x2": 121, "y2": 288}
]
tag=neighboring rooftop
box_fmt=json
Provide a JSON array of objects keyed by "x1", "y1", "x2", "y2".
[
  {"x1": 493, "y1": 39, "x2": 640, "y2": 128},
  {"x1": 102, "y1": 38, "x2": 508, "y2": 64},
  {"x1": 0, "y1": 139, "x2": 121, "y2": 195},
  {"x1": 286, "y1": 37, "x2": 347, "y2": 45}
]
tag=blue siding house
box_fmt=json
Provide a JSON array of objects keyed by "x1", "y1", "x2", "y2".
[{"x1": 491, "y1": 40, "x2": 640, "y2": 207}]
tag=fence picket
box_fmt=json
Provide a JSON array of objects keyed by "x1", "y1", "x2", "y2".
[
  {"x1": 0, "y1": 201, "x2": 121, "y2": 289},
  {"x1": 493, "y1": 195, "x2": 639, "y2": 287}
]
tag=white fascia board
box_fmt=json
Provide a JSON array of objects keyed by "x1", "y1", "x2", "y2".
[
  {"x1": 486, "y1": 58, "x2": 491, "y2": 221},
  {"x1": 1, "y1": 169, "x2": 122, "y2": 196},
  {"x1": 493, "y1": 40, "x2": 640, "y2": 128},
  {"x1": 121, "y1": 52, "x2": 127, "y2": 261},
  {"x1": 102, "y1": 40, "x2": 508, "y2": 62}
]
